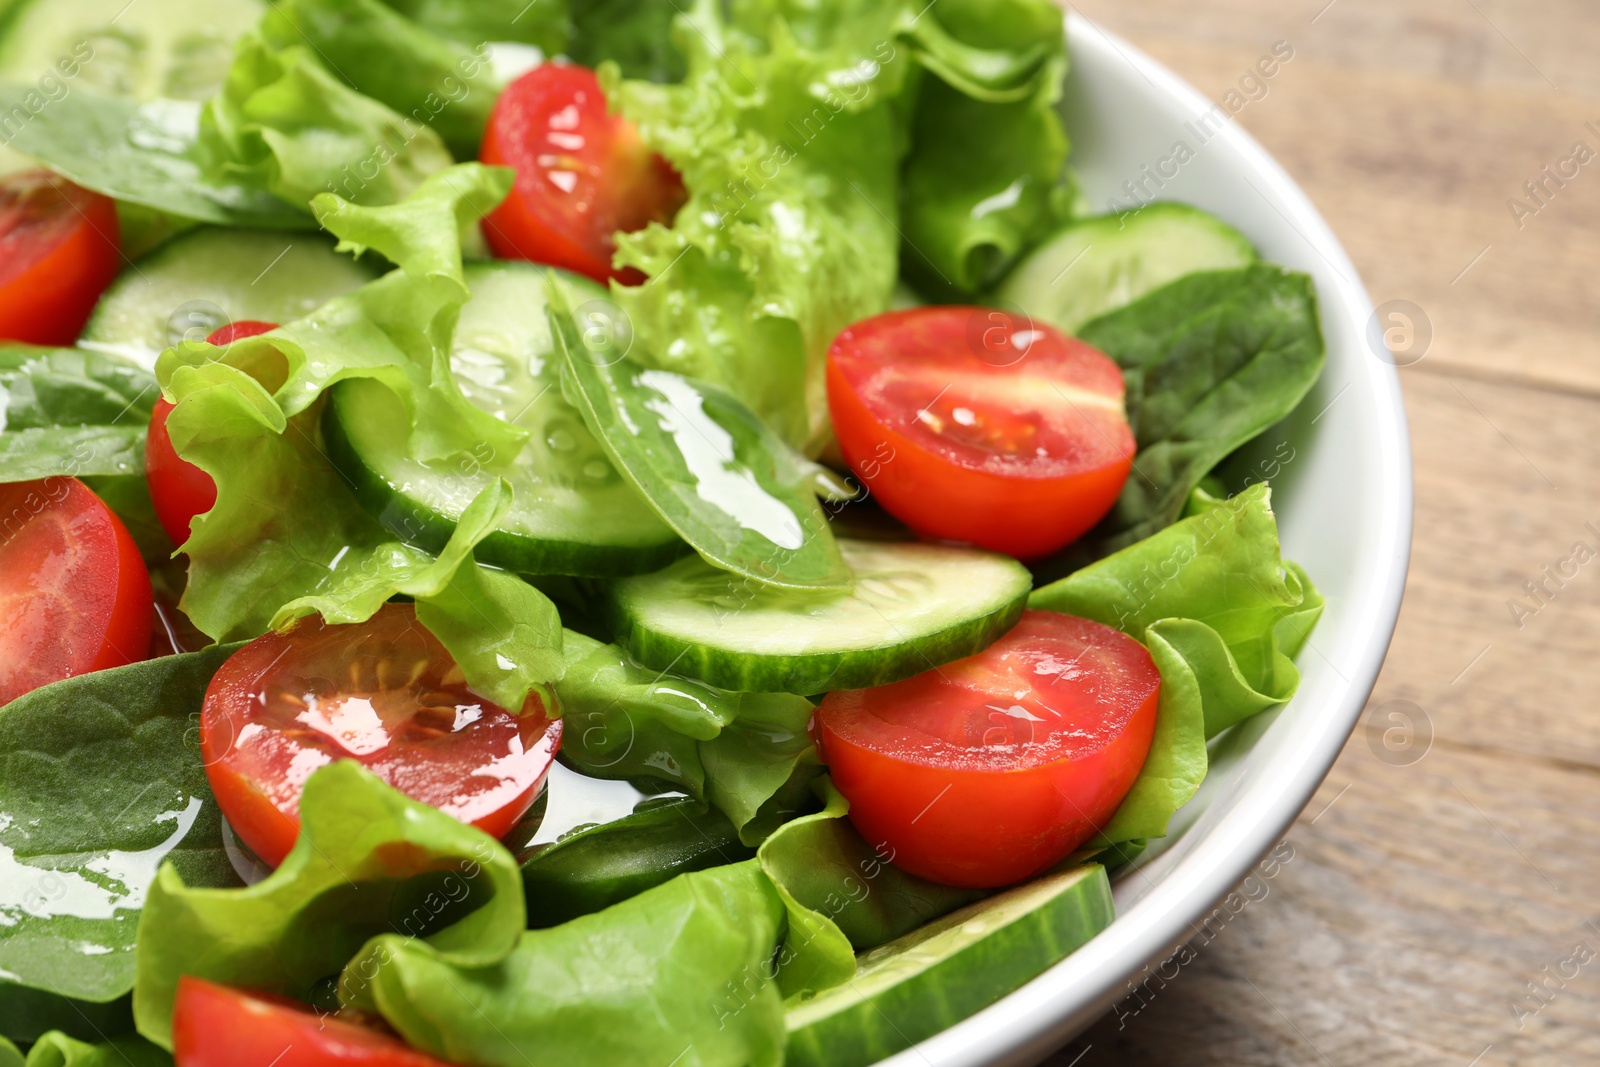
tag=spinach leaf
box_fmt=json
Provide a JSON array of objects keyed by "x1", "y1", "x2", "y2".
[
  {"x1": 341, "y1": 860, "x2": 788, "y2": 1067},
  {"x1": 551, "y1": 293, "x2": 849, "y2": 591},
  {"x1": 381, "y1": 0, "x2": 570, "y2": 54},
  {"x1": 0, "y1": 346, "x2": 156, "y2": 483},
  {"x1": 0, "y1": 90, "x2": 311, "y2": 228},
  {"x1": 22, "y1": 1033, "x2": 170, "y2": 1067},
  {"x1": 1072, "y1": 265, "x2": 1326, "y2": 559},
  {"x1": 1031, "y1": 483, "x2": 1323, "y2": 845},
  {"x1": 570, "y1": 0, "x2": 686, "y2": 82},
  {"x1": 0, "y1": 989, "x2": 131, "y2": 1046},
  {"x1": 133, "y1": 761, "x2": 525, "y2": 1050},
  {"x1": 756, "y1": 778, "x2": 980, "y2": 999},
  {"x1": 0, "y1": 647, "x2": 243, "y2": 1023},
  {"x1": 554, "y1": 631, "x2": 822, "y2": 843}
]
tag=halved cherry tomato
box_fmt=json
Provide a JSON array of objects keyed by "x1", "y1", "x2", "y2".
[
  {"x1": 0, "y1": 477, "x2": 152, "y2": 705},
  {"x1": 0, "y1": 170, "x2": 121, "y2": 345},
  {"x1": 827, "y1": 307, "x2": 1136, "y2": 560},
  {"x1": 480, "y1": 63, "x2": 686, "y2": 285},
  {"x1": 815, "y1": 611, "x2": 1160, "y2": 888},
  {"x1": 145, "y1": 320, "x2": 276, "y2": 546},
  {"x1": 174, "y1": 977, "x2": 451, "y2": 1067},
  {"x1": 200, "y1": 602, "x2": 561, "y2": 867}
]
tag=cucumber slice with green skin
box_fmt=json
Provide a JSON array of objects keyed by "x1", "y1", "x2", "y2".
[
  {"x1": 994, "y1": 202, "x2": 1257, "y2": 335},
  {"x1": 522, "y1": 797, "x2": 755, "y2": 929},
  {"x1": 78, "y1": 227, "x2": 381, "y2": 370},
  {"x1": 784, "y1": 864, "x2": 1114, "y2": 1067},
  {"x1": 0, "y1": 0, "x2": 263, "y2": 176},
  {"x1": 325, "y1": 261, "x2": 684, "y2": 578},
  {"x1": 607, "y1": 539, "x2": 1032, "y2": 694}
]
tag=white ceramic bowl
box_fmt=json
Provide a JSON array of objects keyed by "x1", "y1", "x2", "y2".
[{"x1": 879, "y1": 17, "x2": 1414, "y2": 1066}]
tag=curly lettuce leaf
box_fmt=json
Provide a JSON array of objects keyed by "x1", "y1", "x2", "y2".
[
  {"x1": 1030, "y1": 482, "x2": 1323, "y2": 846},
  {"x1": 606, "y1": 0, "x2": 905, "y2": 452},
  {"x1": 158, "y1": 164, "x2": 562, "y2": 708},
  {"x1": 132, "y1": 761, "x2": 524, "y2": 1050},
  {"x1": 341, "y1": 860, "x2": 788, "y2": 1067},
  {"x1": 553, "y1": 632, "x2": 821, "y2": 843}
]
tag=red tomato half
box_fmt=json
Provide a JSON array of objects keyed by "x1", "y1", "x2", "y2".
[
  {"x1": 827, "y1": 308, "x2": 1136, "y2": 560},
  {"x1": 146, "y1": 321, "x2": 276, "y2": 546},
  {"x1": 0, "y1": 170, "x2": 120, "y2": 345},
  {"x1": 815, "y1": 611, "x2": 1160, "y2": 888},
  {"x1": 0, "y1": 477, "x2": 152, "y2": 705},
  {"x1": 200, "y1": 602, "x2": 561, "y2": 867},
  {"x1": 480, "y1": 63, "x2": 685, "y2": 284},
  {"x1": 174, "y1": 977, "x2": 451, "y2": 1067}
]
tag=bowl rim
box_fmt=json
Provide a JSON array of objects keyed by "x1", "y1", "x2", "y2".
[{"x1": 876, "y1": 16, "x2": 1415, "y2": 1066}]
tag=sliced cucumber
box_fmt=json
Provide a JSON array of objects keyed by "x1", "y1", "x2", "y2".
[
  {"x1": 785, "y1": 864, "x2": 1114, "y2": 1067},
  {"x1": 607, "y1": 539, "x2": 1031, "y2": 694},
  {"x1": 0, "y1": 0, "x2": 263, "y2": 176},
  {"x1": 78, "y1": 228, "x2": 381, "y2": 369},
  {"x1": 994, "y1": 202, "x2": 1257, "y2": 334},
  {"x1": 324, "y1": 261, "x2": 683, "y2": 578}
]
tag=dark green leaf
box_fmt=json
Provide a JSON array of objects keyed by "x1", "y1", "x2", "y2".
[
  {"x1": 1073, "y1": 266, "x2": 1327, "y2": 558},
  {"x1": 0, "y1": 89, "x2": 311, "y2": 227},
  {"x1": 0, "y1": 347, "x2": 156, "y2": 483},
  {"x1": 552, "y1": 292, "x2": 849, "y2": 591},
  {"x1": 0, "y1": 647, "x2": 243, "y2": 1016},
  {"x1": 569, "y1": 0, "x2": 685, "y2": 82}
]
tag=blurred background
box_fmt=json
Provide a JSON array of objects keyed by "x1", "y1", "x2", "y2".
[{"x1": 1048, "y1": 2, "x2": 1600, "y2": 1064}]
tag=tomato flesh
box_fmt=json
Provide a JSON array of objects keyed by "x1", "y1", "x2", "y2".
[
  {"x1": 174, "y1": 977, "x2": 451, "y2": 1067},
  {"x1": 480, "y1": 63, "x2": 685, "y2": 284},
  {"x1": 827, "y1": 307, "x2": 1136, "y2": 559},
  {"x1": 0, "y1": 477, "x2": 152, "y2": 705},
  {"x1": 815, "y1": 611, "x2": 1160, "y2": 888},
  {"x1": 200, "y1": 602, "x2": 561, "y2": 867},
  {"x1": 0, "y1": 170, "x2": 121, "y2": 346},
  {"x1": 146, "y1": 321, "x2": 276, "y2": 546}
]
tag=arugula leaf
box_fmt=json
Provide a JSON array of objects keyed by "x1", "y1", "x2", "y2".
[
  {"x1": 157, "y1": 165, "x2": 563, "y2": 709},
  {"x1": 552, "y1": 292, "x2": 849, "y2": 591},
  {"x1": 0, "y1": 648, "x2": 243, "y2": 1022},
  {"x1": 22, "y1": 1033, "x2": 170, "y2": 1067},
  {"x1": 0, "y1": 346, "x2": 156, "y2": 483},
  {"x1": 756, "y1": 778, "x2": 979, "y2": 999},
  {"x1": 341, "y1": 860, "x2": 788, "y2": 1067},
  {"x1": 0, "y1": 90, "x2": 312, "y2": 227},
  {"x1": 553, "y1": 631, "x2": 821, "y2": 843},
  {"x1": 1030, "y1": 483, "x2": 1323, "y2": 845},
  {"x1": 1072, "y1": 266, "x2": 1326, "y2": 558},
  {"x1": 132, "y1": 761, "x2": 524, "y2": 1050},
  {"x1": 898, "y1": 0, "x2": 1070, "y2": 294}
]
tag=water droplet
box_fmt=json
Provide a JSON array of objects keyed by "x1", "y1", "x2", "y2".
[
  {"x1": 546, "y1": 428, "x2": 576, "y2": 452},
  {"x1": 582, "y1": 458, "x2": 611, "y2": 481}
]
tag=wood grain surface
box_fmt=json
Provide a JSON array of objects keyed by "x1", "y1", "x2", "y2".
[{"x1": 1041, "y1": 3, "x2": 1600, "y2": 1065}]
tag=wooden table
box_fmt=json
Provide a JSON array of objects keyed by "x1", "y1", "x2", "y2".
[{"x1": 1041, "y1": 2, "x2": 1600, "y2": 1064}]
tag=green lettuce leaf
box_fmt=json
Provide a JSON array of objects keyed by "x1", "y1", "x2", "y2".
[
  {"x1": 157, "y1": 164, "x2": 563, "y2": 708},
  {"x1": 0, "y1": 346, "x2": 156, "y2": 482},
  {"x1": 551, "y1": 291, "x2": 849, "y2": 590},
  {"x1": 132, "y1": 761, "x2": 525, "y2": 1050},
  {"x1": 20, "y1": 1033, "x2": 169, "y2": 1067},
  {"x1": 606, "y1": 0, "x2": 905, "y2": 452},
  {"x1": 0, "y1": 1037, "x2": 14, "y2": 1067},
  {"x1": 1030, "y1": 482, "x2": 1322, "y2": 845},
  {"x1": 1070, "y1": 266, "x2": 1327, "y2": 559},
  {"x1": 756, "y1": 778, "x2": 979, "y2": 999},
  {"x1": 898, "y1": 0, "x2": 1070, "y2": 294},
  {"x1": 0, "y1": 648, "x2": 243, "y2": 1031},
  {"x1": 198, "y1": 34, "x2": 455, "y2": 210},
  {"x1": 341, "y1": 859, "x2": 788, "y2": 1067},
  {"x1": 553, "y1": 632, "x2": 821, "y2": 843},
  {"x1": 381, "y1": 0, "x2": 570, "y2": 55},
  {"x1": 258, "y1": 0, "x2": 500, "y2": 159}
]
